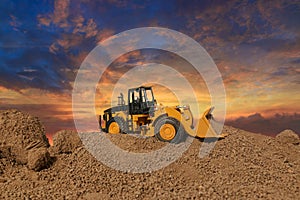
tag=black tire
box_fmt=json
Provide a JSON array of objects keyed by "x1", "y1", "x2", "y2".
[
  {"x1": 114, "y1": 117, "x2": 126, "y2": 133},
  {"x1": 107, "y1": 117, "x2": 126, "y2": 133},
  {"x1": 154, "y1": 117, "x2": 186, "y2": 143}
]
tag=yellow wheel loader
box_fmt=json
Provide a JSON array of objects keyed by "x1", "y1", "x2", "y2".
[{"x1": 99, "y1": 86, "x2": 227, "y2": 143}]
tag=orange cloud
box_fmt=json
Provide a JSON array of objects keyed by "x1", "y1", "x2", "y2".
[
  {"x1": 49, "y1": 32, "x2": 90, "y2": 54},
  {"x1": 73, "y1": 18, "x2": 98, "y2": 38},
  {"x1": 96, "y1": 29, "x2": 115, "y2": 43},
  {"x1": 52, "y1": 0, "x2": 70, "y2": 27},
  {"x1": 37, "y1": 0, "x2": 70, "y2": 28},
  {"x1": 37, "y1": 14, "x2": 51, "y2": 26},
  {"x1": 9, "y1": 15, "x2": 21, "y2": 31}
]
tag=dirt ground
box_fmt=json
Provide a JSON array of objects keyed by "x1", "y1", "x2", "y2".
[{"x1": 0, "y1": 110, "x2": 299, "y2": 199}]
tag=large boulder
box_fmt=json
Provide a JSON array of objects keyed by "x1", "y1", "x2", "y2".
[
  {"x1": 276, "y1": 129, "x2": 300, "y2": 145},
  {"x1": 52, "y1": 130, "x2": 82, "y2": 154},
  {"x1": 0, "y1": 109, "x2": 51, "y2": 170}
]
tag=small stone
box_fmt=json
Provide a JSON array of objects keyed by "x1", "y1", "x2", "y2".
[
  {"x1": 27, "y1": 148, "x2": 51, "y2": 171},
  {"x1": 0, "y1": 177, "x2": 6, "y2": 183}
]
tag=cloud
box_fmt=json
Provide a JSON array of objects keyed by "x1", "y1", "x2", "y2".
[
  {"x1": 179, "y1": 1, "x2": 299, "y2": 64},
  {"x1": 96, "y1": 29, "x2": 115, "y2": 42},
  {"x1": 9, "y1": 15, "x2": 22, "y2": 31},
  {"x1": 271, "y1": 66, "x2": 300, "y2": 77},
  {"x1": 226, "y1": 112, "x2": 300, "y2": 135},
  {"x1": 0, "y1": 46, "x2": 74, "y2": 92},
  {"x1": 49, "y1": 34, "x2": 86, "y2": 53},
  {"x1": 37, "y1": 0, "x2": 70, "y2": 28},
  {"x1": 53, "y1": 0, "x2": 70, "y2": 26},
  {"x1": 37, "y1": 14, "x2": 51, "y2": 27},
  {"x1": 37, "y1": 1, "x2": 115, "y2": 56},
  {"x1": 37, "y1": 0, "x2": 100, "y2": 36},
  {"x1": 73, "y1": 18, "x2": 98, "y2": 38}
]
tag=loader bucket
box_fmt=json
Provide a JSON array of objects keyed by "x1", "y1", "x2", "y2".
[{"x1": 195, "y1": 107, "x2": 227, "y2": 138}]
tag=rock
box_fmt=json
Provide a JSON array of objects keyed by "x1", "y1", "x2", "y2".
[
  {"x1": 0, "y1": 109, "x2": 50, "y2": 164},
  {"x1": 0, "y1": 146, "x2": 12, "y2": 159},
  {"x1": 0, "y1": 164, "x2": 3, "y2": 175},
  {"x1": 27, "y1": 148, "x2": 51, "y2": 171},
  {"x1": 276, "y1": 129, "x2": 300, "y2": 145},
  {"x1": 52, "y1": 130, "x2": 82, "y2": 154},
  {"x1": 0, "y1": 177, "x2": 6, "y2": 183}
]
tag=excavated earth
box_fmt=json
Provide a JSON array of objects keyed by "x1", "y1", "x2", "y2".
[{"x1": 0, "y1": 109, "x2": 300, "y2": 199}]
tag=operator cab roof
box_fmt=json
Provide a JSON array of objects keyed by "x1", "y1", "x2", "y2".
[{"x1": 129, "y1": 86, "x2": 152, "y2": 91}]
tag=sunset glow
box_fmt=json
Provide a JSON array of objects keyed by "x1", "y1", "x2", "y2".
[{"x1": 0, "y1": 1, "x2": 299, "y2": 137}]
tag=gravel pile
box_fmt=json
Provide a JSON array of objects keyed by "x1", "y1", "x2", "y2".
[{"x1": 0, "y1": 110, "x2": 299, "y2": 199}]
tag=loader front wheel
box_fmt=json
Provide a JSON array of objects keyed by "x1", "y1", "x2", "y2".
[
  {"x1": 108, "y1": 121, "x2": 120, "y2": 134},
  {"x1": 155, "y1": 117, "x2": 185, "y2": 143},
  {"x1": 160, "y1": 124, "x2": 176, "y2": 141}
]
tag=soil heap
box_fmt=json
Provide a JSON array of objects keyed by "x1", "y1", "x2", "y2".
[
  {"x1": 0, "y1": 110, "x2": 299, "y2": 199},
  {"x1": 0, "y1": 110, "x2": 51, "y2": 171}
]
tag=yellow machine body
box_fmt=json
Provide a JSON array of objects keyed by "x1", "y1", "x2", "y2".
[
  {"x1": 99, "y1": 86, "x2": 227, "y2": 141},
  {"x1": 156, "y1": 105, "x2": 226, "y2": 138}
]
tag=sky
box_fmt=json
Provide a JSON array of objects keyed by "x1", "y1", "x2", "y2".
[{"x1": 0, "y1": 0, "x2": 299, "y2": 138}]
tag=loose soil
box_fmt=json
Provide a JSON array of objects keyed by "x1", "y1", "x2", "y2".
[{"x1": 0, "y1": 110, "x2": 299, "y2": 199}]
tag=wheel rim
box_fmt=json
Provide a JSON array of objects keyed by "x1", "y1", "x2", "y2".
[
  {"x1": 108, "y1": 122, "x2": 120, "y2": 134},
  {"x1": 159, "y1": 124, "x2": 176, "y2": 140}
]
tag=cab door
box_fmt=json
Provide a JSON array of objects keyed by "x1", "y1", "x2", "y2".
[{"x1": 128, "y1": 88, "x2": 141, "y2": 115}]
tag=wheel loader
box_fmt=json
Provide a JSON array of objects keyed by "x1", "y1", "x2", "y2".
[{"x1": 99, "y1": 86, "x2": 227, "y2": 143}]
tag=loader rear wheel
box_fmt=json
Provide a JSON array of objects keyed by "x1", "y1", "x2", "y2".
[
  {"x1": 108, "y1": 121, "x2": 120, "y2": 134},
  {"x1": 107, "y1": 117, "x2": 125, "y2": 134},
  {"x1": 155, "y1": 117, "x2": 186, "y2": 143}
]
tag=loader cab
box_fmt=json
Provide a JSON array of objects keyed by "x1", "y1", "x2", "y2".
[{"x1": 128, "y1": 86, "x2": 155, "y2": 115}]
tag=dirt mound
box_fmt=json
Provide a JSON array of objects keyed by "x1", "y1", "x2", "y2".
[
  {"x1": 0, "y1": 109, "x2": 50, "y2": 170},
  {"x1": 0, "y1": 114, "x2": 299, "y2": 199},
  {"x1": 276, "y1": 129, "x2": 300, "y2": 145},
  {"x1": 52, "y1": 130, "x2": 82, "y2": 154}
]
